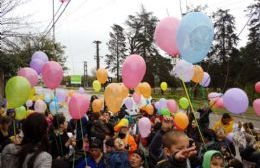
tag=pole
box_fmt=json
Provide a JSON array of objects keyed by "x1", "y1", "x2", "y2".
[
  {"x1": 52, "y1": 0, "x2": 56, "y2": 60},
  {"x1": 93, "y1": 41, "x2": 102, "y2": 70}
]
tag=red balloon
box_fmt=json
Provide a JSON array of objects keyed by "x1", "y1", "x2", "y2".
[
  {"x1": 253, "y1": 99, "x2": 260, "y2": 116},
  {"x1": 215, "y1": 97, "x2": 224, "y2": 108},
  {"x1": 255, "y1": 81, "x2": 260, "y2": 93},
  {"x1": 42, "y1": 61, "x2": 63, "y2": 89}
]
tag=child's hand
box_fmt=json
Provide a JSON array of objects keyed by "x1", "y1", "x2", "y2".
[{"x1": 174, "y1": 146, "x2": 197, "y2": 161}]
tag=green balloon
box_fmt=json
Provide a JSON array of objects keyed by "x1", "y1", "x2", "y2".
[
  {"x1": 15, "y1": 106, "x2": 27, "y2": 121},
  {"x1": 161, "y1": 108, "x2": 171, "y2": 117},
  {"x1": 179, "y1": 97, "x2": 189, "y2": 109},
  {"x1": 6, "y1": 76, "x2": 31, "y2": 108}
]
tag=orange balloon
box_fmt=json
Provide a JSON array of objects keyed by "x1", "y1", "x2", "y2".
[
  {"x1": 104, "y1": 83, "x2": 124, "y2": 113},
  {"x1": 120, "y1": 83, "x2": 129, "y2": 98},
  {"x1": 192, "y1": 65, "x2": 204, "y2": 83},
  {"x1": 68, "y1": 90, "x2": 75, "y2": 97},
  {"x1": 96, "y1": 68, "x2": 108, "y2": 84},
  {"x1": 92, "y1": 99, "x2": 104, "y2": 113},
  {"x1": 145, "y1": 104, "x2": 154, "y2": 115},
  {"x1": 174, "y1": 112, "x2": 189, "y2": 131},
  {"x1": 135, "y1": 82, "x2": 151, "y2": 98}
]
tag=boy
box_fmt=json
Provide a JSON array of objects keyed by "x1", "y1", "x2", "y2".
[
  {"x1": 155, "y1": 131, "x2": 197, "y2": 168},
  {"x1": 202, "y1": 150, "x2": 224, "y2": 168}
]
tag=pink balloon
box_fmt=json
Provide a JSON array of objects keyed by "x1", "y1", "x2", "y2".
[
  {"x1": 255, "y1": 81, "x2": 260, "y2": 93},
  {"x1": 69, "y1": 94, "x2": 90, "y2": 119},
  {"x1": 133, "y1": 93, "x2": 141, "y2": 104},
  {"x1": 138, "y1": 117, "x2": 151, "y2": 138},
  {"x1": 122, "y1": 55, "x2": 146, "y2": 89},
  {"x1": 253, "y1": 99, "x2": 260, "y2": 116},
  {"x1": 154, "y1": 17, "x2": 180, "y2": 56},
  {"x1": 208, "y1": 92, "x2": 222, "y2": 101},
  {"x1": 226, "y1": 133, "x2": 234, "y2": 142},
  {"x1": 34, "y1": 100, "x2": 47, "y2": 113},
  {"x1": 215, "y1": 97, "x2": 224, "y2": 108},
  {"x1": 167, "y1": 99, "x2": 178, "y2": 113},
  {"x1": 42, "y1": 61, "x2": 64, "y2": 89},
  {"x1": 18, "y1": 68, "x2": 38, "y2": 87}
]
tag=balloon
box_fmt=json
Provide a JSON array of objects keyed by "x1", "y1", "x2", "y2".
[
  {"x1": 125, "y1": 97, "x2": 133, "y2": 110},
  {"x1": 226, "y1": 133, "x2": 234, "y2": 142},
  {"x1": 179, "y1": 97, "x2": 189, "y2": 109},
  {"x1": 96, "y1": 68, "x2": 108, "y2": 84},
  {"x1": 92, "y1": 80, "x2": 101, "y2": 92},
  {"x1": 26, "y1": 100, "x2": 33, "y2": 108},
  {"x1": 5, "y1": 76, "x2": 31, "y2": 108},
  {"x1": 139, "y1": 96, "x2": 147, "y2": 108},
  {"x1": 122, "y1": 54, "x2": 146, "y2": 89},
  {"x1": 120, "y1": 84, "x2": 129, "y2": 98},
  {"x1": 79, "y1": 87, "x2": 85, "y2": 94},
  {"x1": 34, "y1": 100, "x2": 47, "y2": 113},
  {"x1": 42, "y1": 61, "x2": 63, "y2": 89},
  {"x1": 154, "y1": 17, "x2": 180, "y2": 56},
  {"x1": 160, "y1": 82, "x2": 168, "y2": 91},
  {"x1": 255, "y1": 82, "x2": 260, "y2": 93},
  {"x1": 208, "y1": 92, "x2": 222, "y2": 101},
  {"x1": 154, "y1": 102, "x2": 160, "y2": 110},
  {"x1": 176, "y1": 12, "x2": 214, "y2": 63},
  {"x1": 17, "y1": 68, "x2": 38, "y2": 87},
  {"x1": 223, "y1": 88, "x2": 249, "y2": 114},
  {"x1": 104, "y1": 83, "x2": 124, "y2": 113},
  {"x1": 49, "y1": 101, "x2": 59, "y2": 114},
  {"x1": 56, "y1": 88, "x2": 68, "y2": 102},
  {"x1": 159, "y1": 98, "x2": 167, "y2": 109},
  {"x1": 32, "y1": 51, "x2": 49, "y2": 63},
  {"x1": 192, "y1": 65, "x2": 204, "y2": 83},
  {"x1": 30, "y1": 59, "x2": 45, "y2": 74},
  {"x1": 167, "y1": 99, "x2": 178, "y2": 113},
  {"x1": 133, "y1": 93, "x2": 141, "y2": 104},
  {"x1": 200, "y1": 72, "x2": 211, "y2": 87},
  {"x1": 136, "y1": 82, "x2": 151, "y2": 99},
  {"x1": 143, "y1": 104, "x2": 154, "y2": 115},
  {"x1": 174, "y1": 112, "x2": 189, "y2": 131},
  {"x1": 172, "y1": 59, "x2": 194, "y2": 82},
  {"x1": 161, "y1": 108, "x2": 171, "y2": 117},
  {"x1": 253, "y1": 99, "x2": 260, "y2": 116},
  {"x1": 68, "y1": 90, "x2": 75, "y2": 97},
  {"x1": 29, "y1": 87, "x2": 36, "y2": 100},
  {"x1": 44, "y1": 94, "x2": 51, "y2": 103},
  {"x1": 92, "y1": 99, "x2": 104, "y2": 113},
  {"x1": 15, "y1": 106, "x2": 27, "y2": 121},
  {"x1": 69, "y1": 94, "x2": 90, "y2": 119},
  {"x1": 215, "y1": 97, "x2": 224, "y2": 108},
  {"x1": 138, "y1": 117, "x2": 152, "y2": 138}
]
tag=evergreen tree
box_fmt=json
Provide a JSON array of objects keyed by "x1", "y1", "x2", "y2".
[{"x1": 105, "y1": 24, "x2": 127, "y2": 82}]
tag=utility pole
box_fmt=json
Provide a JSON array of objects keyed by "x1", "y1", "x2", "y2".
[
  {"x1": 93, "y1": 41, "x2": 102, "y2": 70},
  {"x1": 52, "y1": 0, "x2": 56, "y2": 60},
  {"x1": 83, "y1": 61, "x2": 88, "y2": 87}
]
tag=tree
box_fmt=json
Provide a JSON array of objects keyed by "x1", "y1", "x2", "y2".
[
  {"x1": 105, "y1": 24, "x2": 127, "y2": 82},
  {"x1": 206, "y1": 9, "x2": 239, "y2": 89},
  {"x1": 125, "y1": 6, "x2": 173, "y2": 87}
]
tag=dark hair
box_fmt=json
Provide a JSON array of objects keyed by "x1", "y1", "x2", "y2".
[
  {"x1": 132, "y1": 150, "x2": 145, "y2": 161},
  {"x1": 211, "y1": 153, "x2": 224, "y2": 160},
  {"x1": 90, "y1": 138, "x2": 103, "y2": 149},
  {"x1": 105, "y1": 138, "x2": 114, "y2": 147},
  {"x1": 0, "y1": 116, "x2": 11, "y2": 125},
  {"x1": 228, "y1": 158, "x2": 243, "y2": 168},
  {"x1": 222, "y1": 113, "x2": 231, "y2": 120},
  {"x1": 52, "y1": 114, "x2": 66, "y2": 129},
  {"x1": 18, "y1": 113, "x2": 49, "y2": 168},
  {"x1": 90, "y1": 95, "x2": 98, "y2": 103}
]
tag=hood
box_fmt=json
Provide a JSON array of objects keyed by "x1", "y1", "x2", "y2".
[{"x1": 202, "y1": 150, "x2": 221, "y2": 168}]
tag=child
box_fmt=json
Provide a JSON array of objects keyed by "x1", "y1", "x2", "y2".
[
  {"x1": 202, "y1": 150, "x2": 224, "y2": 168},
  {"x1": 129, "y1": 150, "x2": 145, "y2": 168},
  {"x1": 155, "y1": 131, "x2": 197, "y2": 168}
]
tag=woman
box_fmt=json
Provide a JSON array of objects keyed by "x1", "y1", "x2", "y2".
[{"x1": 1, "y1": 112, "x2": 52, "y2": 168}]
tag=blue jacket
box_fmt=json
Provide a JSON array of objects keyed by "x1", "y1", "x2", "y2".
[
  {"x1": 107, "y1": 151, "x2": 129, "y2": 168},
  {"x1": 76, "y1": 156, "x2": 105, "y2": 168}
]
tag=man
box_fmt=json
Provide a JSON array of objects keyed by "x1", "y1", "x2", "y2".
[
  {"x1": 212, "y1": 113, "x2": 234, "y2": 136},
  {"x1": 149, "y1": 116, "x2": 174, "y2": 167}
]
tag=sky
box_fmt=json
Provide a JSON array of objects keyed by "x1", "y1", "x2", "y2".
[{"x1": 15, "y1": 0, "x2": 255, "y2": 76}]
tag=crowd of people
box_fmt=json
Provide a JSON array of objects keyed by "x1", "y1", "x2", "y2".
[{"x1": 0, "y1": 95, "x2": 259, "y2": 168}]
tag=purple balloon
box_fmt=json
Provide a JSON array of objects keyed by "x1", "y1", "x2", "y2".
[
  {"x1": 155, "y1": 102, "x2": 160, "y2": 110},
  {"x1": 79, "y1": 87, "x2": 85, "y2": 94},
  {"x1": 125, "y1": 97, "x2": 133, "y2": 110},
  {"x1": 55, "y1": 88, "x2": 67, "y2": 102},
  {"x1": 200, "y1": 72, "x2": 211, "y2": 87},
  {"x1": 32, "y1": 51, "x2": 49, "y2": 63},
  {"x1": 223, "y1": 88, "x2": 249, "y2": 114},
  {"x1": 159, "y1": 98, "x2": 167, "y2": 109},
  {"x1": 30, "y1": 59, "x2": 45, "y2": 74}
]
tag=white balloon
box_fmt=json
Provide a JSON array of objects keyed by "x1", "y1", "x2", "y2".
[
  {"x1": 172, "y1": 59, "x2": 194, "y2": 82},
  {"x1": 200, "y1": 72, "x2": 211, "y2": 87}
]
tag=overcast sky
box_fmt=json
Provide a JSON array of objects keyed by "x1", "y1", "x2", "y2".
[{"x1": 16, "y1": 0, "x2": 254, "y2": 75}]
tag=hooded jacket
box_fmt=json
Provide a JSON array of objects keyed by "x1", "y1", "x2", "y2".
[{"x1": 202, "y1": 150, "x2": 221, "y2": 168}]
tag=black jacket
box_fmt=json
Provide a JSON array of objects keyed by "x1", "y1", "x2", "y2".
[{"x1": 155, "y1": 157, "x2": 190, "y2": 168}]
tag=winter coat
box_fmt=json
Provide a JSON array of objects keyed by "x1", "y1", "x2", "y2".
[
  {"x1": 76, "y1": 155, "x2": 105, "y2": 168},
  {"x1": 90, "y1": 120, "x2": 111, "y2": 141},
  {"x1": 155, "y1": 156, "x2": 191, "y2": 168},
  {"x1": 149, "y1": 130, "x2": 165, "y2": 167},
  {"x1": 212, "y1": 119, "x2": 234, "y2": 136},
  {"x1": 106, "y1": 151, "x2": 129, "y2": 168}
]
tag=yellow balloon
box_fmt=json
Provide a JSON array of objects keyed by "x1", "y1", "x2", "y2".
[
  {"x1": 29, "y1": 87, "x2": 36, "y2": 99},
  {"x1": 104, "y1": 83, "x2": 124, "y2": 113},
  {"x1": 135, "y1": 82, "x2": 151, "y2": 98},
  {"x1": 92, "y1": 80, "x2": 101, "y2": 92},
  {"x1": 192, "y1": 65, "x2": 204, "y2": 83},
  {"x1": 120, "y1": 83, "x2": 129, "y2": 98},
  {"x1": 15, "y1": 106, "x2": 27, "y2": 121},
  {"x1": 92, "y1": 99, "x2": 104, "y2": 113},
  {"x1": 144, "y1": 104, "x2": 154, "y2": 115},
  {"x1": 160, "y1": 82, "x2": 168, "y2": 91},
  {"x1": 96, "y1": 68, "x2": 108, "y2": 84}
]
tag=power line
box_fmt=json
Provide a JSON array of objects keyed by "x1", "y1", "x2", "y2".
[
  {"x1": 237, "y1": 9, "x2": 255, "y2": 37},
  {"x1": 43, "y1": 0, "x2": 72, "y2": 38},
  {"x1": 43, "y1": 3, "x2": 63, "y2": 34}
]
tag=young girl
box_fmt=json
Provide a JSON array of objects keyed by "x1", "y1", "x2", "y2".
[{"x1": 202, "y1": 150, "x2": 224, "y2": 168}]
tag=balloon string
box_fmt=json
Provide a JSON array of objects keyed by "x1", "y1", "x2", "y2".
[
  {"x1": 72, "y1": 121, "x2": 77, "y2": 168},
  {"x1": 181, "y1": 80, "x2": 205, "y2": 145},
  {"x1": 79, "y1": 116, "x2": 87, "y2": 165},
  {"x1": 13, "y1": 120, "x2": 16, "y2": 136}
]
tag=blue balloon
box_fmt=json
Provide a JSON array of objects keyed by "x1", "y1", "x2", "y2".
[
  {"x1": 49, "y1": 101, "x2": 59, "y2": 114},
  {"x1": 45, "y1": 95, "x2": 51, "y2": 103},
  {"x1": 177, "y1": 12, "x2": 214, "y2": 63}
]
